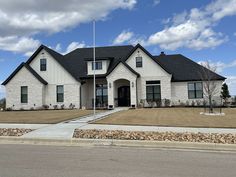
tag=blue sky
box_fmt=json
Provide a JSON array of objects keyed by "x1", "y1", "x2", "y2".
[{"x1": 1, "y1": 0, "x2": 236, "y2": 98}]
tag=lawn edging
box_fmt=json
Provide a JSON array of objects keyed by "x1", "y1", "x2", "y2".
[{"x1": 1, "y1": 136, "x2": 236, "y2": 152}]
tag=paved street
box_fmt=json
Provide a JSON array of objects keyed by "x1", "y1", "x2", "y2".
[{"x1": 0, "y1": 144, "x2": 235, "y2": 177}]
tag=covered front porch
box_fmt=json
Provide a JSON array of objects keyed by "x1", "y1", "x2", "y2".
[
  {"x1": 106, "y1": 62, "x2": 139, "y2": 109},
  {"x1": 81, "y1": 77, "x2": 137, "y2": 109},
  {"x1": 81, "y1": 62, "x2": 139, "y2": 109}
]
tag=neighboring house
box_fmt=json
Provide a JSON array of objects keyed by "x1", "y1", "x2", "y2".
[{"x1": 2, "y1": 44, "x2": 225, "y2": 110}]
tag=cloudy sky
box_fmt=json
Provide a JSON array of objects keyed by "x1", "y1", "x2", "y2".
[{"x1": 1, "y1": 0, "x2": 236, "y2": 98}]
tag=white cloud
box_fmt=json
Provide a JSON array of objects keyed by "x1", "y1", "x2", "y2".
[
  {"x1": 0, "y1": 0, "x2": 136, "y2": 37},
  {"x1": 225, "y1": 76, "x2": 236, "y2": 96},
  {"x1": 153, "y1": 0, "x2": 160, "y2": 6},
  {"x1": 198, "y1": 60, "x2": 236, "y2": 95},
  {"x1": 146, "y1": 0, "x2": 236, "y2": 50},
  {"x1": 55, "y1": 43, "x2": 62, "y2": 52},
  {"x1": 64, "y1": 42, "x2": 86, "y2": 54},
  {"x1": 198, "y1": 60, "x2": 236, "y2": 73},
  {"x1": 0, "y1": 36, "x2": 40, "y2": 56},
  {"x1": 0, "y1": 0, "x2": 136, "y2": 55},
  {"x1": 113, "y1": 31, "x2": 134, "y2": 45}
]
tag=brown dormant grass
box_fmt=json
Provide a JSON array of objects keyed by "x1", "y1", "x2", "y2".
[
  {"x1": 94, "y1": 108, "x2": 236, "y2": 128},
  {"x1": 0, "y1": 109, "x2": 94, "y2": 124}
]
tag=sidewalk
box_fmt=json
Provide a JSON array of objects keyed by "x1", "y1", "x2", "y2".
[{"x1": 22, "y1": 107, "x2": 128, "y2": 139}]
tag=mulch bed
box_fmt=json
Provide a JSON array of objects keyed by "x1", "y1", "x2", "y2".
[
  {"x1": 73, "y1": 129, "x2": 236, "y2": 144},
  {"x1": 0, "y1": 128, "x2": 33, "y2": 136}
]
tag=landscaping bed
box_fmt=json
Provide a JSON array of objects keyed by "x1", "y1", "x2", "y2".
[
  {"x1": 73, "y1": 129, "x2": 236, "y2": 144},
  {"x1": 0, "y1": 128, "x2": 33, "y2": 136}
]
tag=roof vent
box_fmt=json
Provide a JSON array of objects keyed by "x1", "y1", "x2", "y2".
[{"x1": 160, "y1": 51, "x2": 165, "y2": 56}]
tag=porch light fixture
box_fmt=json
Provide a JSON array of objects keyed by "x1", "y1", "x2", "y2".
[
  {"x1": 132, "y1": 82, "x2": 134, "y2": 87},
  {"x1": 109, "y1": 82, "x2": 111, "y2": 88}
]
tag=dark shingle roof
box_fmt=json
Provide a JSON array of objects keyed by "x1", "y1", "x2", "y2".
[
  {"x1": 64, "y1": 45, "x2": 134, "y2": 80},
  {"x1": 154, "y1": 54, "x2": 226, "y2": 81},
  {"x1": 2, "y1": 63, "x2": 48, "y2": 85},
  {"x1": 2, "y1": 44, "x2": 226, "y2": 85}
]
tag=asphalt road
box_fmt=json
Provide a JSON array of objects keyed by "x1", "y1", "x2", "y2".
[{"x1": 0, "y1": 144, "x2": 235, "y2": 177}]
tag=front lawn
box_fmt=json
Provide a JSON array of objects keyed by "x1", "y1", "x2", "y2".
[
  {"x1": 0, "y1": 109, "x2": 94, "y2": 124},
  {"x1": 94, "y1": 108, "x2": 236, "y2": 128}
]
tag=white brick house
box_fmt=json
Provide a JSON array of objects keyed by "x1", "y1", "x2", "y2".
[{"x1": 2, "y1": 44, "x2": 225, "y2": 110}]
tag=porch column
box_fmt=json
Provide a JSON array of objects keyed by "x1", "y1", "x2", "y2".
[
  {"x1": 107, "y1": 80, "x2": 114, "y2": 109},
  {"x1": 130, "y1": 79, "x2": 137, "y2": 108}
]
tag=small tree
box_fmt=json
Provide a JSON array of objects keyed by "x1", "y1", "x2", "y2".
[
  {"x1": 221, "y1": 83, "x2": 230, "y2": 105},
  {"x1": 0, "y1": 98, "x2": 6, "y2": 110},
  {"x1": 199, "y1": 61, "x2": 219, "y2": 113}
]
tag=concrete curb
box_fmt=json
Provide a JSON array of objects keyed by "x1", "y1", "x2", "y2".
[{"x1": 1, "y1": 136, "x2": 236, "y2": 151}]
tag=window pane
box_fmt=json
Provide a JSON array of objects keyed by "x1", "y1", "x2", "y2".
[
  {"x1": 146, "y1": 86, "x2": 153, "y2": 93},
  {"x1": 188, "y1": 91, "x2": 195, "y2": 99},
  {"x1": 40, "y1": 59, "x2": 46, "y2": 64},
  {"x1": 57, "y1": 86, "x2": 64, "y2": 102},
  {"x1": 57, "y1": 94, "x2": 64, "y2": 102},
  {"x1": 195, "y1": 82, "x2": 203, "y2": 90},
  {"x1": 40, "y1": 59, "x2": 46, "y2": 71},
  {"x1": 188, "y1": 83, "x2": 195, "y2": 90},
  {"x1": 97, "y1": 62, "x2": 102, "y2": 69},
  {"x1": 57, "y1": 86, "x2": 64, "y2": 93},
  {"x1": 154, "y1": 93, "x2": 161, "y2": 100},
  {"x1": 153, "y1": 85, "x2": 160, "y2": 94},
  {"x1": 21, "y1": 86, "x2": 27, "y2": 94},
  {"x1": 196, "y1": 90, "x2": 203, "y2": 98},
  {"x1": 136, "y1": 57, "x2": 142, "y2": 62},
  {"x1": 103, "y1": 88, "x2": 108, "y2": 96},
  {"x1": 136, "y1": 57, "x2": 142, "y2": 67},
  {"x1": 146, "y1": 93, "x2": 153, "y2": 101},
  {"x1": 21, "y1": 86, "x2": 28, "y2": 103},
  {"x1": 96, "y1": 88, "x2": 102, "y2": 96}
]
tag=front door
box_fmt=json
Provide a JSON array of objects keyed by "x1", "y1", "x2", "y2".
[{"x1": 118, "y1": 86, "x2": 130, "y2": 107}]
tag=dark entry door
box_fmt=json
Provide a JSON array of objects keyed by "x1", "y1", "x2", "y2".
[{"x1": 118, "y1": 86, "x2": 130, "y2": 107}]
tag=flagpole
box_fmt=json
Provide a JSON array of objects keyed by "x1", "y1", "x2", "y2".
[{"x1": 93, "y1": 20, "x2": 96, "y2": 118}]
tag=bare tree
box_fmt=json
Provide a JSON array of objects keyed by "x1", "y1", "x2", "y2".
[{"x1": 199, "y1": 61, "x2": 219, "y2": 113}]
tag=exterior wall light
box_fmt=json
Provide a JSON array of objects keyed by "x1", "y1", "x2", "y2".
[
  {"x1": 109, "y1": 82, "x2": 112, "y2": 88},
  {"x1": 132, "y1": 82, "x2": 134, "y2": 87}
]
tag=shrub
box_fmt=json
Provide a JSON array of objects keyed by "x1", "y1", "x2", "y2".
[
  {"x1": 185, "y1": 100, "x2": 189, "y2": 107},
  {"x1": 61, "y1": 104, "x2": 65, "y2": 109},
  {"x1": 6, "y1": 107, "x2": 12, "y2": 111},
  {"x1": 53, "y1": 105, "x2": 58, "y2": 110},
  {"x1": 191, "y1": 100, "x2": 195, "y2": 107},
  {"x1": 69, "y1": 103, "x2": 75, "y2": 109},
  {"x1": 30, "y1": 107, "x2": 34, "y2": 111},
  {"x1": 196, "y1": 100, "x2": 201, "y2": 106},
  {"x1": 164, "y1": 99, "x2": 171, "y2": 107},
  {"x1": 156, "y1": 100, "x2": 162, "y2": 107},
  {"x1": 42, "y1": 104, "x2": 49, "y2": 110},
  {"x1": 20, "y1": 107, "x2": 25, "y2": 111}
]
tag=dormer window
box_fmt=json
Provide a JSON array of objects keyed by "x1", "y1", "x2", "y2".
[
  {"x1": 40, "y1": 58, "x2": 47, "y2": 71},
  {"x1": 136, "y1": 57, "x2": 142, "y2": 67},
  {"x1": 92, "y1": 61, "x2": 102, "y2": 70}
]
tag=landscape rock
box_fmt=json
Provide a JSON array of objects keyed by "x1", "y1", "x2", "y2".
[
  {"x1": 73, "y1": 129, "x2": 236, "y2": 144},
  {"x1": 0, "y1": 128, "x2": 33, "y2": 136}
]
